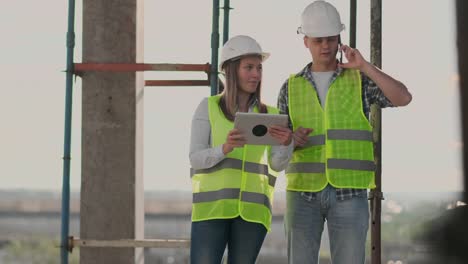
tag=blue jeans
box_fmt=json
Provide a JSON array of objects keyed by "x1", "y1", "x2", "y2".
[
  {"x1": 285, "y1": 185, "x2": 369, "y2": 264},
  {"x1": 190, "y1": 216, "x2": 267, "y2": 264}
]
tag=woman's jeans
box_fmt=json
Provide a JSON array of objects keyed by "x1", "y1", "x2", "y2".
[
  {"x1": 190, "y1": 216, "x2": 267, "y2": 264},
  {"x1": 285, "y1": 185, "x2": 369, "y2": 264}
]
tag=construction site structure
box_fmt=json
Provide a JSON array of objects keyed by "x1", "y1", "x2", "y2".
[{"x1": 60, "y1": 0, "x2": 386, "y2": 263}]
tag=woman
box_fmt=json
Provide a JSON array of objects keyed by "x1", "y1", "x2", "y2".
[{"x1": 189, "y1": 35, "x2": 293, "y2": 264}]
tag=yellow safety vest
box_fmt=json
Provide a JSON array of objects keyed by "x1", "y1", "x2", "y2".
[
  {"x1": 190, "y1": 95, "x2": 279, "y2": 230},
  {"x1": 286, "y1": 69, "x2": 375, "y2": 192}
]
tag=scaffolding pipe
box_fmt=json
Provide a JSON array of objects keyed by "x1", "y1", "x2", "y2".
[
  {"x1": 145, "y1": 80, "x2": 210, "y2": 86},
  {"x1": 457, "y1": 1, "x2": 468, "y2": 203},
  {"x1": 349, "y1": 0, "x2": 357, "y2": 48},
  {"x1": 74, "y1": 63, "x2": 210, "y2": 73},
  {"x1": 222, "y1": 0, "x2": 231, "y2": 44},
  {"x1": 370, "y1": 0, "x2": 383, "y2": 264},
  {"x1": 60, "y1": 0, "x2": 76, "y2": 263},
  {"x1": 70, "y1": 237, "x2": 190, "y2": 250},
  {"x1": 210, "y1": 0, "x2": 220, "y2": 95}
]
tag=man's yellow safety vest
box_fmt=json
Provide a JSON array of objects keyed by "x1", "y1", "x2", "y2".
[
  {"x1": 286, "y1": 69, "x2": 375, "y2": 192},
  {"x1": 190, "y1": 95, "x2": 279, "y2": 230}
]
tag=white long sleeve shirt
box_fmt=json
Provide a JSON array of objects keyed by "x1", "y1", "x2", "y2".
[{"x1": 189, "y1": 97, "x2": 293, "y2": 172}]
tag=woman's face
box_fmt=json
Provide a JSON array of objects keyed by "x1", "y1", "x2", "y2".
[{"x1": 237, "y1": 56, "x2": 262, "y2": 96}]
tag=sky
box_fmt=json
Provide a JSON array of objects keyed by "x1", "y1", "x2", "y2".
[{"x1": 0, "y1": 0, "x2": 462, "y2": 193}]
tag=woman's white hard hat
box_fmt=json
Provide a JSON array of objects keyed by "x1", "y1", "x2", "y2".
[
  {"x1": 297, "y1": 0, "x2": 345, "y2": 37},
  {"x1": 219, "y1": 35, "x2": 270, "y2": 70}
]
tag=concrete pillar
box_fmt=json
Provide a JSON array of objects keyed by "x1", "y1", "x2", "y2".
[{"x1": 80, "y1": 0, "x2": 144, "y2": 263}]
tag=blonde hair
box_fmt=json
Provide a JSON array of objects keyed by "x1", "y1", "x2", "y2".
[{"x1": 219, "y1": 56, "x2": 267, "y2": 121}]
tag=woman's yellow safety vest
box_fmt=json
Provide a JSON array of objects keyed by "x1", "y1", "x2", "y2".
[
  {"x1": 190, "y1": 95, "x2": 279, "y2": 231},
  {"x1": 286, "y1": 69, "x2": 375, "y2": 192}
]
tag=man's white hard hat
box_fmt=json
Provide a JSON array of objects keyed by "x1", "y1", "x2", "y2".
[
  {"x1": 297, "y1": 0, "x2": 345, "y2": 37},
  {"x1": 219, "y1": 35, "x2": 270, "y2": 70}
]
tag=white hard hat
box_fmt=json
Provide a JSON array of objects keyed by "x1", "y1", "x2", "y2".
[
  {"x1": 219, "y1": 35, "x2": 270, "y2": 70},
  {"x1": 298, "y1": 0, "x2": 345, "y2": 37}
]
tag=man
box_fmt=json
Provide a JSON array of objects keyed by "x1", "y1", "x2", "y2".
[{"x1": 277, "y1": 1, "x2": 412, "y2": 263}]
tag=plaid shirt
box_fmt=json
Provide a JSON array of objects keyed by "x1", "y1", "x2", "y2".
[{"x1": 277, "y1": 62, "x2": 393, "y2": 200}]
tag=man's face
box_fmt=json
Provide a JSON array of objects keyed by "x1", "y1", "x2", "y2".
[{"x1": 304, "y1": 35, "x2": 339, "y2": 66}]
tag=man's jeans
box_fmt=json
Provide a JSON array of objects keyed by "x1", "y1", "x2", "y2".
[
  {"x1": 190, "y1": 216, "x2": 267, "y2": 264},
  {"x1": 285, "y1": 185, "x2": 369, "y2": 264}
]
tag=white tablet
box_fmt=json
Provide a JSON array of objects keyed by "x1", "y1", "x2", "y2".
[{"x1": 234, "y1": 112, "x2": 289, "y2": 145}]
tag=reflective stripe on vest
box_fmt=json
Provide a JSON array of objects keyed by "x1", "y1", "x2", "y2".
[
  {"x1": 286, "y1": 69, "x2": 375, "y2": 191},
  {"x1": 190, "y1": 158, "x2": 276, "y2": 187},
  {"x1": 286, "y1": 162, "x2": 325, "y2": 173},
  {"x1": 328, "y1": 159, "x2": 375, "y2": 171},
  {"x1": 190, "y1": 95, "x2": 279, "y2": 230},
  {"x1": 297, "y1": 135, "x2": 326, "y2": 149},
  {"x1": 327, "y1": 129, "x2": 373, "y2": 141},
  {"x1": 192, "y1": 188, "x2": 272, "y2": 213}
]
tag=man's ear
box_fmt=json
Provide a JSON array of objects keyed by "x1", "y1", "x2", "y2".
[{"x1": 303, "y1": 36, "x2": 309, "y2": 48}]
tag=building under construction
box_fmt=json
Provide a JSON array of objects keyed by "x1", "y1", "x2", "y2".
[{"x1": 57, "y1": 0, "x2": 468, "y2": 264}]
